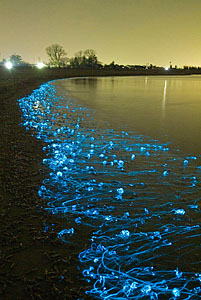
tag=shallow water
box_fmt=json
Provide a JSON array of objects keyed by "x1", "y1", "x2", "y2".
[
  {"x1": 18, "y1": 76, "x2": 201, "y2": 299},
  {"x1": 60, "y1": 76, "x2": 201, "y2": 155}
]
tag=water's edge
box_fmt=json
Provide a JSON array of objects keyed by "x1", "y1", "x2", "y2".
[{"x1": 18, "y1": 78, "x2": 201, "y2": 299}]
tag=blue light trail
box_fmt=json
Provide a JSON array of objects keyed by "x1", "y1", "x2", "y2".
[{"x1": 18, "y1": 80, "x2": 201, "y2": 299}]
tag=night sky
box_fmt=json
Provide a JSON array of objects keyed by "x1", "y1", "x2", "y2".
[{"x1": 1, "y1": 0, "x2": 201, "y2": 66}]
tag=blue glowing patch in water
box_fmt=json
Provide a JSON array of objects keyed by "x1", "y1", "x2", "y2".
[{"x1": 18, "y1": 81, "x2": 201, "y2": 299}]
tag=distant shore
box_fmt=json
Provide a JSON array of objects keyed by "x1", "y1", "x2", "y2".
[
  {"x1": 1, "y1": 65, "x2": 200, "y2": 86},
  {"x1": 0, "y1": 68, "x2": 200, "y2": 299}
]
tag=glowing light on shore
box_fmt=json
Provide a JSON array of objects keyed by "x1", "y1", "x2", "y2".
[
  {"x1": 164, "y1": 66, "x2": 169, "y2": 71},
  {"x1": 36, "y1": 62, "x2": 46, "y2": 69},
  {"x1": 4, "y1": 61, "x2": 13, "y2": 70},
  {"x1": 18, "y1": 82, "x2": 201, "y2": 299}
]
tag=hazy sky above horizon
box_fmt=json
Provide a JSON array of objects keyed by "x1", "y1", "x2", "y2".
[{"x1": 1, "y1": 0, "x2": 201, "y2": 66}]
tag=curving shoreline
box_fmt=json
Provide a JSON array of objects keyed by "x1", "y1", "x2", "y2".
[
  {"x1": 0, "y1": 75, "x2": 95, "y2": 299},
  {"x1": 1, "y1": 70, "x2": 201, "y2": 299}
]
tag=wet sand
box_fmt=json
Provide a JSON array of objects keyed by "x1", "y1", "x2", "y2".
[{"x1": 0, "y1": 74, "x2": 94, "y2": 299}]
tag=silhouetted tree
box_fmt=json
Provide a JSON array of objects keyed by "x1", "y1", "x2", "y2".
[
  {"x1": 74, "y1": 50, "x2": 85, "y2": 65},
  {"x1": 10, "y1": 54, "x2": 23, "y2": 65},
  {"x1": 70, "y1": 49, "x2": 100, "y2": 68},
  {"x1": 46, "y1": 44, "x2": 68, "y2": 67},
  {"x1": 0, "y1": 54, "x2": 30, "y2": 67},
  {"x1": 69, "y1": 50, "x2": 84, "y2": 67},
  {"x1": 83, "y1": 49, "x2": 98, "y2": 67}
]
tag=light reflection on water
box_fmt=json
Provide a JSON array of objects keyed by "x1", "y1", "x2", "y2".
[
  {"x1": 18, "y1": 78, "x2": 201, "y2": 299},
  {"x1": 61, "y1": 76, "x2": 201, "y2": 154}
]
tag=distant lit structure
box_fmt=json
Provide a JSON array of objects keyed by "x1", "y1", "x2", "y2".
[
  {"x1": 164, "y1": 66, "x2": 169, "y2": 71},
  {"x1": 4, "y1": 61, "x2": 13, "y2": 70},
  {"x1": 36, "y1": 62, "x2": 46, "y2": 69}
]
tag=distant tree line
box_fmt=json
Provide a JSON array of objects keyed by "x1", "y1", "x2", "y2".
[
  {"x1": 1, "y1": 44, "x2": 201, "y2": 71},
  {"x1": 45, "y1": 44, "x2": 102, "y2": 69},
  {"x1": 0, "y1": 54, "x2": 30, "y2": 67}
]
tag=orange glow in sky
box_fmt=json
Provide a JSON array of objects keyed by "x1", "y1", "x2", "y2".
[{"x1": 0, "y1": 0, "x2": 201, "y2": 66}]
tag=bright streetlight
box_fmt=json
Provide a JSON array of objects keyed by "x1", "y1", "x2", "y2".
[
  {"x1": 164, "y1": 67, "x2": 169, "y2": 71},
  {"x1": 4, "y1": 61, "x2": 13, "y2": 70},
  {"x1": 36, "y1": 62, "x2": 46, "y2": 69}
]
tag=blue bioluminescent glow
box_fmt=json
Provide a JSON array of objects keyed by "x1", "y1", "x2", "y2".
[{"x1": 18, "y1": 80, "x2": 201, "y2": 299}]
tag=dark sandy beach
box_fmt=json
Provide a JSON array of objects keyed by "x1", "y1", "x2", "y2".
[{"x1": 0, "y1": 71, "x2": 97, "y2": 299}]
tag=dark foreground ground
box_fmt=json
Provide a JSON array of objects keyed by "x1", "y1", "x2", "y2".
[
  {"x1": 0, "y1": 69, "x2": 99, "y2": 300},
  {"x1": 1, "y1": 67, "x2": 199, "y2": 299}
]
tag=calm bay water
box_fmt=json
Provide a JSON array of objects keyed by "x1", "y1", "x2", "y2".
[
  {"x1": 58, "y1": 76, "x2": 201, "y2": 155},
  {"x1": 19, "y1": 76, "x2": 201, "y2": 299}
]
